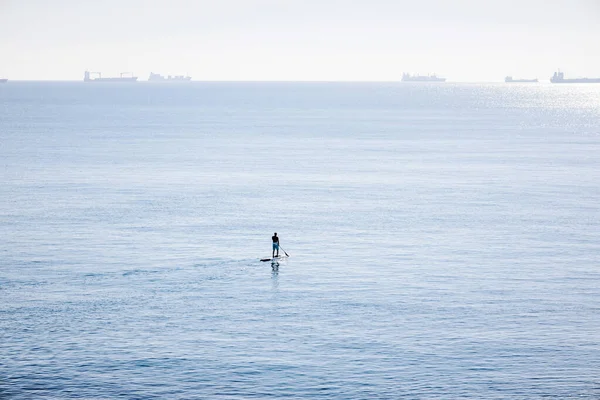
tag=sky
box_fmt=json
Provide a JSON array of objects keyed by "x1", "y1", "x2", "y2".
[{"x1": 1, "y1": 0, "x2": 599, "y2": 81}]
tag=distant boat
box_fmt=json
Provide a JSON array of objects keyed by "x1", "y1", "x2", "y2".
[
  {"x1": 0, "y1": 78, "x2": 7, "y2": 83},
  {"x1": 505, "y1": 76, "x2": 538, "y2": 83},
  {"x1": 402, "y1": 73, "x2": 446, "y2": 82},
  {"x1": 550, "y1": 71, "x2": 600, "y2": 84},
  {"x1": 84, "y1": 71, "x2": 137, "y2": 82},
  {"x1": 148, "y1": 72, "x2": 191, "y2": 82}
]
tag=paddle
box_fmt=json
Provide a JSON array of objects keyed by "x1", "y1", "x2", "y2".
[{"x1": 278, "y1": 245, "x2": 289, "y2": 257}]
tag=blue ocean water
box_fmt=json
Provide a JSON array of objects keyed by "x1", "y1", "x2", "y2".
[{"x1": 1, "y1": 81, "x2": 599, "y2": 399}]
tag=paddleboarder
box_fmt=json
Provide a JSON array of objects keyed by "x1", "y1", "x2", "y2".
[{"x1": 272, "y1": 232, "x2": 280, "y2": 258}]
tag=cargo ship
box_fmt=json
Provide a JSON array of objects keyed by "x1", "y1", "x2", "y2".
[
  {"x1": 505, "y1": 76, "x2": 538, "y2": 83},
  {"x1": 84, "y1": 71, "x2": 138, "y2": 82},
  {"x1": 148, "y1": 72, "x2": 191, "y2": 82},
  {"x1": 0, "y1": 78, "x2": 7, "y2": 83},
  {"x1": 550, "y1": 71, "x2": 600, "y2": 83},
  {"x1": 402, "y1": 73, "x2": 446, "y2": 82}
]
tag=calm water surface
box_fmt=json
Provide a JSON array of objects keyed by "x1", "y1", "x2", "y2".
[{"x1": 1, "y1": 82, "x2": 600, "y2": 398}]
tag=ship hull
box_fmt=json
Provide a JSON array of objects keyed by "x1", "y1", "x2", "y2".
[
  {"x1": 551, "y1": 78, "x2": 600, "y2": 83},
  {"x1": 148, "y1": 78, "x2": 192, "y2": 82},
  {"x1": 148, "y1": 73, "x2": 191, "y2": 82},
  {"x1": 505, "y1": 78, "x2": 538, "y2": 83},
  {"x1": 86, "y1": 77, "x2": 138, "y2": 82},
  {"x1": 402, "y1": 78, "x2": 446, "y2": 82},
  {"x1": 0, "y1": 78, "x2": 7, "y2": 83}
]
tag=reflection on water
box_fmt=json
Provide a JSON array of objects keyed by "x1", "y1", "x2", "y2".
[{"x1": 271, "y1": 262, "x2": 279, "y2": 290}]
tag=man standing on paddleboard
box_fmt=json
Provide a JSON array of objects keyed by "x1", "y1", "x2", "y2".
[{"x1": 272, "y1": 232, "x2": 279, "y2": 258}]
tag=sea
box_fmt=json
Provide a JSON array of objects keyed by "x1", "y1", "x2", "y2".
[{"x1": 1, "y1": 81, "x2": 599, "y2": 399}]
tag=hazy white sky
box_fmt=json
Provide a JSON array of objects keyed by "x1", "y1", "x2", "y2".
[{"x1": 1, "y1": 0, "x2": 599, "y2": 81}]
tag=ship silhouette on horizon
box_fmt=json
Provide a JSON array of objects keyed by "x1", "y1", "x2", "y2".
[
  {"x1": 550, "y1": 71, "x2": 600, "y2": 83},
  {"x1": 505, "y1": 76, "x2": 538, "y2": 83},
  {"x1": 148, "y1": 72, "x2": 191, "y2": 82},
  {"x1": 402, "y1": 73, "x2": 446, "y2": 82},
  {"x1": 84, "y1": 71, "x2": 138, "y2": 82}
]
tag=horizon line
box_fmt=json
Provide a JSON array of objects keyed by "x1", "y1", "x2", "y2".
[{"x1": 1, "y1": 79, "x2": 555, "y2": 84}]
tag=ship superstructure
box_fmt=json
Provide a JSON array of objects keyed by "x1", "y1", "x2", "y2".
[{"x1": 84, "y1": 71, "x2": 138, "y2": 82}]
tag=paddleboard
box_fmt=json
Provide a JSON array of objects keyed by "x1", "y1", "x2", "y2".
[{"x1": 260, "y1": 255, "x2": 288, "y2": 262}]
